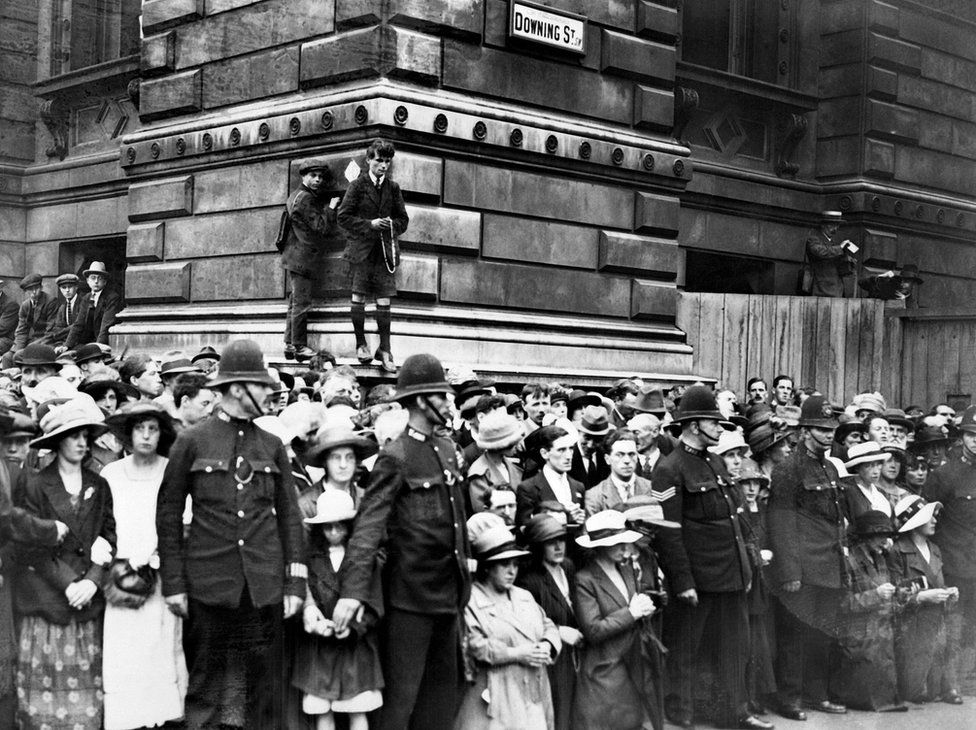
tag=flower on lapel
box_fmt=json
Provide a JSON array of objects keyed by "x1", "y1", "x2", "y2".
[{"x1": 83, "y1": 487, "x2": 94, "y2": 501}]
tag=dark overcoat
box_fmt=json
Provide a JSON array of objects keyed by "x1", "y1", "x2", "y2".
[
  {"x1": 64, "y1": 288, "x2": 124, "y2": 348},
  {"x1": 337, "y1": 172, "x2": 408, "y2": 265},
  {"x1": 282, "y1": 184, "x2": 337, "y2": 278},
  {"x1": 12, "y1": 291, "x2": 58, "y2": 351},
  {"x1": 923, "y1": 455, "x2": 976, "y2": 580},
  {"x1": 515, "y1": 471, "x2": 585, "y2": 528}
]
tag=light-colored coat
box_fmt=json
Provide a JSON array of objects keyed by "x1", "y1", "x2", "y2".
[
  {"x1": 584, "y1": 474, "x2": 654, "y2": 516},
  {"x1": 456, "y1": 581, "x2": 561, "y2": 730}
]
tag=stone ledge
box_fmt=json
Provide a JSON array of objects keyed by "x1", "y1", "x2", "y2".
[
  {"x1": 139, "y1": 69, "x2": 202, "y2": 121},
  {"x1": 598, "y1": 232, "x2": 678, "y2": 278},
  {"x1": 125, "y1": 261, "x2": 191, "y2": 303},
  {"x1": 127, "y1": 222, "x2": 165, "y2": 262},
  {"x1": 142, "y1": 0, "x2": 204, "y2": 35},
  {"x1": 128, "y1": 176, "x2": 194, "y2": 222}
]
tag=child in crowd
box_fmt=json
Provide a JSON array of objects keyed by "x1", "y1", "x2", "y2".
[{"x1": 292, "y1": 490, "x2": 383, "y2": 730}]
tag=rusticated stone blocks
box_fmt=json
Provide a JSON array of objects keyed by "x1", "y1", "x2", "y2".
[
  {"x1": 440, "y1": 260, "x2": 631, "y2": 317},
  {"x1": 191, "y1": 253, "x2": 284, "y2": 300},
  {"x1": 128, "y1": 176, "x2": 194, "y2": 222},
  {"x1": 139, "y1": 70, "x2": 202, "y2": 121},
  {"x1": 142, "y1": 32, "x2": 176, "y2": 76},
  {"x1": 301, "y1": 25, "x2": 440, "y2": 87},
  {"x1": 631, "y1": 281, "x2": 677, "y2": 320},
  {"x1": 598, "y1": 232, "x2": 678, "y2": 278},
  {"x1": 482, "y1": 215, "x2": 597, "y2": 269},
  {"x1": 125, "y1": 262, "x2": 191, "y2": 303},
  {"x1": 127, "y1": 223, "x2": 165, "y2": 262},
  {"x1": 600, "y1": 30, "x2": 675, "y2": 85},
  {"x1": 142, "y1": 0, "x2": 203, "y2": 35},
  {"x1": 203, "y1": 46, "x2": 299, "y2": 108},
  {"x1": 399, "y1": 206, "x2": 480, "y2": 254},
  {"x1": 634, "y1": 192, "x2": 680, "y2": 236}
]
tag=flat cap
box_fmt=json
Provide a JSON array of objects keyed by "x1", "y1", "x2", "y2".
[
  {"x1": 55, "y1": 273, "x2": 80, "y2": 286},
  {"x1": 19, "y1": 274, "x2": 42, "y2": 290},
  {"x1": 299, "y1": 157, "x2": 331, "y2": 175}
]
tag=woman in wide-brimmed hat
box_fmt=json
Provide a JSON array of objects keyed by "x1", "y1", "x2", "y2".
[
  {"x1": 746, "y1": 411, "x2": 793, "y2": 482},
  {"x1": 517, "y1": 514, "x2": 581, "y2": 730},
  {"x1": 99, "y1": 401, "x2": 185, "y2": 729},
  {"x1": 456, "y1": 521, "x2": 561, "y2": 730},
  {"x1": 304, "y1": 424, "x2": 377, "y2": 515},
  {"x1": 14, "y1": 396, "x2": 115, "y2": 729},
  {"x1": 844, "y1": 442, "x2": 896, "y2": 524},
  {"x1": 573, "y1": 510, "x2": 661, "y2": 730},
  {"x1": 890, "y1": 495, "x2": 962, "y2": 705},
  {"x1": 467, "y1": 409, "x2": 524, "y2": 513}
]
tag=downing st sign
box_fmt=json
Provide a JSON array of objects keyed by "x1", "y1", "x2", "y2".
[{"x1": 508, "y1": 0, "x2": 587, "y2": 55}]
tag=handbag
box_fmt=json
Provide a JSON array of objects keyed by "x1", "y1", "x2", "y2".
[{"x1": 102, "y1": 558, "x2": 157, "y2": 609}]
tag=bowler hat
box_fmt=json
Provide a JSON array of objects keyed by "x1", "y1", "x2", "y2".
[
  {"x1": 105, "y1": 400, "x2": 176, "y2": 456},
  {"x1": 898, "y1": 264, "x2": 923, "y2": 284},
  {"x1": 78, "y1": 369, "x2": 138, "y2": 404},
  {"x1": 191, "y1": 345, "x2": 220, "y2": 364},
  {"x1": 392, "y1": 354, "x2": 451, "y2": 402},
  {"x1": 299, "y1": 157, "x2": 331, "y2": 175},
  {"x1": 305, "y1": 425, "x2": 377, "y2": 466},
  {"x1": 852, "y1": 510, "x2": 896, "y2": 538},
  {"x1": 207, "y1": 340, "x2": 275, "y2": 387},
  {"x1": 55, "y1": 273, "x2": 79, "y2": 287},
  {"x1": 798, "y1": 395, "x2": 839, "y2": 429},
  {"x1": 305, "y1": 490, "x2": 358, "y2": 525},
  {"x1": 522, "y1": 513, "x2": 567, "y2": 544},
  {"x1": 13, "y1": 343, "x2": 59, "y2": 368},
  {"x1": 18, "y1": 274, "x2": 41, "y2": 290},
  {"x1": 72, "y1": 343, "x2": 105, "y2": 365},
  {"x1": 956, "y1": 405, "x2": 976, "y2": 434},
  {"x1": 474, "y1": 410, "x2": 523, "y2": 451},
  {"x1": 577, "y1": 405, "x2": 611, "y2": 436},
  {"x1": 454, "y1": 380, "x2": 490, "y2": 417},
  {"x1": 632, "y1": 386, "x2": 667, "y2": 415},
  {"x1": 30, "y1": 395, "x2": 108, "y2": 450},
  {"x1": 911, "y1": 423, "x2": 951, "y2": 446},
  {"x1": 82, "y1": 261, "x2": 110, "y2": 278},
  {"x1": 834, "y1": 417, "x2": 865, "y2": 443},
  {"x1": 883, "y1": 408, "x2": 914, "y2": 433}
]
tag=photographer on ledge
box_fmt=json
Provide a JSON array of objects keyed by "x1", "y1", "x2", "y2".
[{"x1": 805, "y1": 210, "x2": 858, "y2": 298}]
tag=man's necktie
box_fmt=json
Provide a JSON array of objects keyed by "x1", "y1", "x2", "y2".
[{"x1": 65, "y1": 300, "x2": 72, "y2": 324}]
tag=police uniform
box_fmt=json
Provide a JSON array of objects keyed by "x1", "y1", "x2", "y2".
[
  {"x1": 767, "y1": 423, "x2": 848, "y2": 713},
  {"x1": 339, "y1": 354, "x2": 470, "y2": 730},
  {"x1": 923, "y1": 404, "x2": 976, "y2": 684},
  {"x1": 652, "y1": 386, "x2": 755, "y2": 728},
  {"x1": 156, "y1": 342, "x2": 306, "y2": 729}
]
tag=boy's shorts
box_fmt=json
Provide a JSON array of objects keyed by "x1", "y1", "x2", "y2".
[{"x1": 350, "y1": 257, "x2": 397, "y2": 298}]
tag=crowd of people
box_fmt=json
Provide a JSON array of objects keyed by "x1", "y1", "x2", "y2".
[{"x1": 0, "y1": 329, "x2": 973, "y2": 730}]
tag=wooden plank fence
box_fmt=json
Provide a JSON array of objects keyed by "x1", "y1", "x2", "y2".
[{"x1": 677, "y1": 293, "x2": 887, "y2": 405}]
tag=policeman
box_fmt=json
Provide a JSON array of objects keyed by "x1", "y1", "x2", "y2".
[
  {"x1": 924, "y1": 404, "x2": 976, "y2": 698},
  {"x1": 767, "y1": 395, "x2": 848, "y2": 720},
  {"x1": 332, "y1": 353, "x2": 470, "y2": 730},
  {"x1": 156, "y1": 339, "x2": 306, "y2": 729},
  {"x1": 652, "y1": 386, "x2": 769, "y2": 730}
]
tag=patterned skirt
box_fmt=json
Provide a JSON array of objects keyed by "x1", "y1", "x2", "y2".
[{"x1": 16, "y1": 615, "x2": 103, "y2": 730}]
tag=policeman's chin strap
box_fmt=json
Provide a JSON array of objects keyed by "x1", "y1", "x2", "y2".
[
  {"x1": 423, "y1": 395, "x2": 448, "y2": 427},
  {"x1": 697, "y1": 421, "x2": 721, "y2": 444},
  {"x1": 242, "y1": 384, "x2": 267, "y2": 418}
]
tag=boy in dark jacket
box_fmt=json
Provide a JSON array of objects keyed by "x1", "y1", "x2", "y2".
[{"x1": 337, "y1": 139, "x2": 409, "y2": 373}]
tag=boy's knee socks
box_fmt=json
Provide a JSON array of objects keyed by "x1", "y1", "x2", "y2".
[
  {"x1": 376, "y1": 304, "x2": 392, "y2": 352},
  {"x1": 351, "y1": 301, "x2": 366, "y2": 347}
]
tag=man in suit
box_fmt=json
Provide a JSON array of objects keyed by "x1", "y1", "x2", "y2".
[
  {"x1": 337, "y1": 139, "x2": 409, "y2": 373},
  {"x1": 6, "y1": 274, "x2": 57, "y2": 361},
  {"x1": 281, "y1": 157, "x2": 340, "y2": 362},
  {"x1": 60, "y1": 261, "x2": 124, "y2": 351},
  {"x1": 0, "y1": 282, "x2": 19, "y2": 354},
  {"x1": 569, "y1": 405, "x2": 612, "y2": 490},
  {"x1": 607, "y1": 378, "x2": 641, "y2": 429},
  {"x1": 516, "y1": 424, "x2": 586, "y2": 527},
  {"x1": 41, "y1": 273, "x2": 81, "y2": 348},
  {"x1": 585, "y1": 429, "x2": 655, "y2": 515}
]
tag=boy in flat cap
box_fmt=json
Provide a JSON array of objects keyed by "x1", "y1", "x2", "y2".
[
  {"x1": 282, "y1": 158, "x2": 341, "y2": 363},
  {"x1": 8, "y1": 274, "x2": 57, "y2": 358},
  {"x1": 337, "y1": 139, "x2": 409, "y2": 374},
  {"x1": 42, "y1": 273, "x2": 81, "y2": 348}
]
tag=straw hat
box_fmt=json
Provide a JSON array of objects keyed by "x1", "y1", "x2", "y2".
[
  {"x1": 844, "y1": 441, "x2": 891, "y2": 469},
  {"x1": 894, "y1": 495, "x2": 942, "y2": 534},
  {"x1": 30, "y1": 395, "x2": 107, "y2": 450},
  {"x1": 620, "y1": 498, "x2": 680, "y2": 529},
  {"x1": 466, "y1": 512, "x2": 509, "y2": 543},
  {"x1": 471, "y1": 524, "x2": 529, "y2": 563},
  {"x1": 82, "y1": 261, "x2": 110, "y2": 278},
  {"x1": 305, "y1": 489, "x2": 358, "y2": 524},
  {"x1": 474, "y1": 410, "x2": 523, "y2": 451},
  {"x1": 708, "y1": 428, "x2": 748, "y2": 455},
  {"x1": 575, "y1": 510, "x2": 642, "y2": 548}
]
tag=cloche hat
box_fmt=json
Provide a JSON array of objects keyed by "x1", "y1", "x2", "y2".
[
  {"x1": 471, "y1": 524, "x2": 529, "y2": 563},
  {"x1": 105, "y1": 400, "x2": 176, "y2": 455},
  {"x1": 474, "y1": 410, "x2": 523, "y2": 451},
  {"x1": 30, "y1": 395, "x2": 107, "y2": 450},
  {"x1": 522, "y1": 513, "x2": 567, "y2": 544}
]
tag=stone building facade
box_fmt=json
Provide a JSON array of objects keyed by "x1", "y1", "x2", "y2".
[{"x1": 0, "y1": 0, "x2": 974, "y2": 385}]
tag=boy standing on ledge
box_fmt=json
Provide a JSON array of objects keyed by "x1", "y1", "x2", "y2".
[{"x1": 338, "y1": 139, "x2": 409, "y2": 374}]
